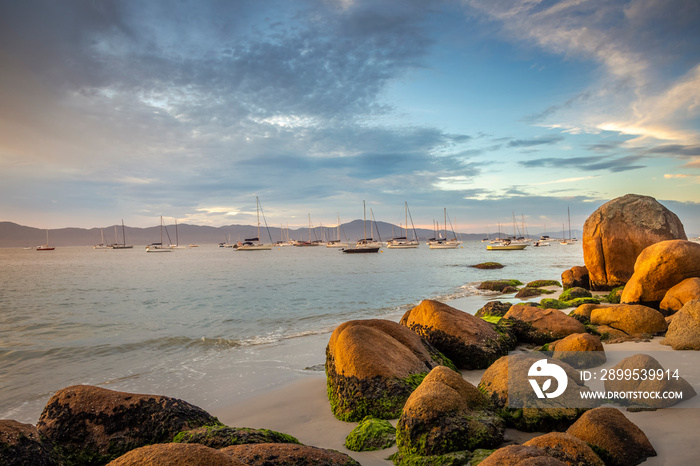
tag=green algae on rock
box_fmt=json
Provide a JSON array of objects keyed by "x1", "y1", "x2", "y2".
[{"x1": 344, "y1": 416, "x2": 396, "y2": 451}]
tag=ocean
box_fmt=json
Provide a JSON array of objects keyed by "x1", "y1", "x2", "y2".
[{"x1": 0, "y1": 241, "x2": 583, "y2": 424}]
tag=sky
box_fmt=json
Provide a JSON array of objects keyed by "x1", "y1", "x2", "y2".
[{"x1": 1, "y1": 0, "x2": 699, "y2": 235}]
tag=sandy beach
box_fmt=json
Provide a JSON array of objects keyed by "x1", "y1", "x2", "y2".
[{"x1": 215, "y1": 294, "x2": 700, "y2": 465}]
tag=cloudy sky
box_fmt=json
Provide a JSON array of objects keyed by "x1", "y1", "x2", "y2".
[{"x1": 2, "y1": 0, "x2": 699, "y2": 234}]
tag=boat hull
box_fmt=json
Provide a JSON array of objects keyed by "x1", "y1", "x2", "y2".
[
  {"x1": 487, "y1": 244, "x2": 527, "y2": 250},
  {"x1": 342, "y1": 247, "x2": 380, "y2": 254}
]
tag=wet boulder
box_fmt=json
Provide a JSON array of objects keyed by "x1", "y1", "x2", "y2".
[
  {"x1": 344, "y1": 416, "x2": 395, "y2": 452},
  {"x1": 523, "y1": 432, "x2": 604, "y2": 466},
  {"x1": 475, "y1": 300, "x2": 511, "y2": 319},
  {"x1": 478, "y1": 353, "x2": 595, "y2": 432},
  {"x1": 663, "y1": 299, "x2": 700, "y2": 350},
  {"x1": 545, "y1": 333, "x2": 606, "y2": 369},
  {"x1": 621, "y1": 239, "x2": 700, "y2": 307},
  {"x1": 36, "y1": 385, "x2": 219, "y2": 465},
  {"x1": 0, "y1": 420, "x2": 54, "y2": 466},
  {"x1": 583, "y1": 194, "x2": 686, "y2": 291},
  {"x1": 503, "y1": 305, "x2": 586, "y2": 345},
  {"x1": 396, "y1": 366, "x2": 504, "y2": 460},
  {"x1": 107, "y1": 443, "x2": 245, "y2": 465},
  {"x1": 325, "y1": 319, "x2": 452, "y2": 421},
  {"x1": 590, "y1": 304, "x2": 667, "y2": 337},
  {"x1": 660, "y1": 277, "x2": 700, "y2": 315},
  {"x1": 400, "y1": 300, "x2": 515, "y2": 369},
  {"x1": 566, "y1": 407, "x2": 656, "y2": 466},
  {"x1": 221, "y1": 443, "x2": 360, "y2": 465},
  {"x1": 562, "y1": 266, "x2": 590, "y2": 290},
  {"x1": 173, "y1": 425, "x2": 300, "y2": 449},
  {"x1": 477, "y1": 279, "x2": 523, "y2": 293},
  {"x1": 603, "y1": 354, "x2": 696, "y2": 409}
]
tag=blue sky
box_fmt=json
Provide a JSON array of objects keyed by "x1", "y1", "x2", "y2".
[{"x1": 1, "y1": 0, "x2": 699, "y2": 234}]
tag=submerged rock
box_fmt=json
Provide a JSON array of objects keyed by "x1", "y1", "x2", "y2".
[
  {"x1": 566, "y1": 407, "x2": 656, "y2": 466},
  {"x1": 396, "y1": 366, "x2": 503, "y2": 460},
  {"x1": 325, "y1": 319, "x2": 452, "y2": 421},
  {"x1": 36, "y1": 385, "x2": 219, "y2": 465},
  {"x1": 583, "y1": 194, "x2": 686, "y2": 291},
  {"x1": 400, "y1": 300, "x2": 515, "y2": 370}
]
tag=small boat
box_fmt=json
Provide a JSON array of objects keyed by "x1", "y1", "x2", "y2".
[
  {"x1": 37, "y1": 229, "x2": 55, "y2": 250},
  {"x1": 487, "y1": 240, "x2": 527, "y2": 250},
  {"x1": 236, "y1": 197, "x2": 273, "y2": 250},
  {"x1": 146, "y1": 216, "x2": 173, "y2": 252},
  {"x1": 343, "y1": 201, "x2": 380, "y2": 254},
  {"x1": 387, "y1": 202, "x2": 420, "y2": 249},
  {"x1": 169, "y1": 220, "x2": 187, "y2": 249},
  {"x1": 326, "y1": 215, "x2": 349, "y2": 248},
  {"x1": 110, "y1": 220, "x2": 134, "y2": 249},
  {"x1": 560, "y1": 207, "x2": 577, "y2": 245},
  {"x1": 429, "y1": 208, "x2": 461, "y2": 249}
]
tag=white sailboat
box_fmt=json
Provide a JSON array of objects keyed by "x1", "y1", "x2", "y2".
[
  {"x1": 236, "y1": 197, "x2": 273, "y2": 250},
  {"x1": 110, "y1": 220, "x2": 133, "y2": 249},
  {"x1": 326, "y1": 214, "x2": 349, "y2": 248},
  {"x1": 169, "y1": 220, "x2": 186, "y2": 249},
  {"x1": 94, "y1": 229, "x2": 109, "y2": 249},
  {"x1": 37, "y1": 229, "x2": 55, "y2": 251},
  {"x1": 387, "y1": 202, "x2": 420, "y2": 249},
  {"x1": 429, "y1": 208, "x2": 460, "y2": 249},
  {"x1": 343, "y1": 201, "x2": 381, "y2": 253},
  {"x1": 560, "y1": 207, "x2": 577, "y2": 245},
  {"x1": 146, "y1": 216, "x2": 173, "y2": 252}
]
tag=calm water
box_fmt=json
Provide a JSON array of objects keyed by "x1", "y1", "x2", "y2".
[{"x1": 0, "y1": 242, "x2": 583, "y2": 423}]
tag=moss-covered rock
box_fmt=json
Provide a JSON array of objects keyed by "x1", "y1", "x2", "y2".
[
  {"x1": 567, "y1": 297, "x2": 600, "y2": 306},
  {"x1": 344, "y1": 416, "x2": 395, "y2": 452},
  {"x1": 471, "y1": 262, "x2": 504, "y2": 269},
  {"x1": 400, "y1": 300, "x2": 515, "y2": 370},
  {"x1": 326, "y1": 319, "x2": 453, "y2": 422},
  {"x1": 107, "y1": 443, "x2": 243, "y2": 465},
  {"x1": 0, "y1": 420, "x2": 54, "y2": 466},
  {"x1": 515, "y1": 287, "x2": 556, "y2": 299},
  {"x1": 523, "y1": 432, "x2": 604, "y2": 466},
  {"x1": 475, "y1": 301, "x2": 511, "y2": 319},
  {"x1": 477, "y1": 280, "x2": 523, "y2": 293},
  {"x1": 390, "y1": 450, "x2": 471, "y2": 466},
  {"x1": 221, "y1": 443, "x2": 361, "y2": 465},
  {"x1": 539, "y1": 299, "x2": 572, "y2": 310},
  {"x1": 560, "y1": 287, "x2": 593, "y2": 301},
  {"x1": 527, "y1": 280, "x2": 562, "y2": 288},
  {"x1": 173, "y1": 425, "x2": 299, "y2": 448}
]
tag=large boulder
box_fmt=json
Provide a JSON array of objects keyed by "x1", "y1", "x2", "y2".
[
  {"x1": 523, "y1": 432, "x2": 604, "y2": 466},
  {"x1": 562, "y1": 266, "x2": 590, "y2": 290},
  {"x1": 621, "y1": 239, "x2": 700, "y2": 306},
  {"x1": 590, "y1": 304, "x2": 667, "y2": 337},
  {"x1": 475, "y1": 300, "x2": 512, "y2": 319},
  {"x1": 663, "y1": 299, "x2": 700, "y2": 350},
  {"x1": 36, "y1": 385, "x2": 219, "y2": 465},
  {"x1": 503, "y1": 305, "x2": 586, "y2": 345},
  {"x1": 400, "y1": 300, "x2": 515, "y2": 369},
  {"x1": 545, "y1": 333, "x2": 606, "y2": 369},
  {"x1": 396, "y1": 366, "x2": 503, "y2": 460},
  {"x1": 478, "y1": 353, "x2": 595, "y2": 432},
  {"x1": 325, "y1": 319, "x2": 452, "y2": 421},
  {"x1": 660, "y1": 277, "x2": 700, "y2": 314},
  {"x1": 603, "y1": 354, "x2": 696, "y2": 409},
  {"x1": 566, "y1": 407, "x2": 656, "y2": 466},
  {"x1": 583, "y1": 194, "x2": 686, "y2": 291},
  {"x1": 221, "y1": 443, "x2": 360, "y2": 465},
  {"x1": 344, "y1": 416, "x2": 395, "y2": 452},
  {"x1": 107, "y1": 443, "x2": 245, "y2": 465},
  {"x1": 0, "y1": 420, "x2": 54, "y2": 466},
  {"x1": 479, "y1": 445, "x2": 567, "y2": 466},
  {"x1": 173, "y1": 425, "x2": 300, "y2": 449}
]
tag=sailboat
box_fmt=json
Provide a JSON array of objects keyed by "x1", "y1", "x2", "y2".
[
  {"x1": 343, "y1": 201, "x2": 380, "y2": 253},
  {"x1": 236, "y1": 197, "x2": 273, "y2": 250},
  {"x1": 169, "y1": 220, "x2": 186, "y2": 249},
  {"x1": 295, "y1": 214, "x2": 322, "y2": 246},
  {"x1": 146, "y1": 216, "x2": 173, "y2": 252},
  {"x1": 326, "y1": 214, "x2": 349, "y2": 248},
  {"x1": 94, "y1": 229, "x2": 109, "y2": 249},
  {"x1": 429, "y1": 208, "x2": 460, "y2": 249},
  {"x1": 110, "y1": 220, "x2": 133, "y2": 249},
  {"x1": 37, "y1": 229, "x2": 55, "y2": 251},
  {"x1": 560, "y1": 207, "x2": 576, "y2": 245},
  {"x1": 387, "y1": 202, "x2": 420, "y2": 249}
]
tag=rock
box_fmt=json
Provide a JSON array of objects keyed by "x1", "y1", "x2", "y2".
[
  {"x1": 570, "y1": 303, "x2": 616, "y2": 322},
  {"x1": 590, "y1": 304, "x2": 667, "y2": 337},
  {"x1": 663, "y1": 300, "x2": 700, "y2": 350},
  {"x1": 477, "y1": 280, "x2": 523, "y2": 293},
  {"x1": 559, "y1": 287, "x2": 592, "y2": 301},
  {"x1": 107, "y1": 443, "x2": 244, "y2": 465},
  {"x1": 523, "y1": 432, "x2": 604, "y2": 466},
  {"x1": 400, "y1": 300, "x2": 515, "y2": 369},
  {"x1": 396, "y1": 366, "x2": 503, "y2": 459},
  {"x1": 344, "y1": 416, "x2": 395, "y2": 452},
  {"x1": 475, "y1": 301, "x2": 512, "y2": 319},
  {"x1": 173, "y1": 425, "x2": 300, "y2": 449},
  {"x1": 221, "y1": 443, "x2": 360, "y2": 465},
  {"x1": 594, "y1": 325, "x2": 631, "y2": 342},
  {"x1": 503, "y1": 305, "x2": 586, "y2": 345},
  {"x1": 583, "y1": 194, "x2": 687, "y2": 291},
  {"x1": 325, "y1": 319, "x2": 451, "y2": 421},
  {"x1": 566, "y1": 407, "x2": 656, "y2": 466},
  {"x1": 562, "y1": 266, "x2": 590, "y2": 290},
  {"x1": 545, "y1": 333, "x2": 606, "y2": 369},
  {"x1": 515, "y1": 287, "x2": 554, "y2": 299},
  {"x1": 479, "y1": 445, "x2": 567, "y2": 466},
  {"x1": 0, "y1": 420, "x2": 54, "y2": 466},
  {"x1": 36, "y1": 385, "x2": 219, "y2": 465},
  {"x1": 660, "y1": 277, "x2": 700, "y2": 314},
  {"x1": 471, "y1": 262, "x2": 504, "y2": 269},
  {"x1": 527, "y1": 280, "x2": 562, "y2": 288},
  {"x1": 621, "y1": 239, "x2": 700, "y2": 306},
  {"x1": 603, "y1": 354, "x2": 696, "y2": 408},
  {"x1": 478, "y1": 353, "x2": 595, "y2": 432}
]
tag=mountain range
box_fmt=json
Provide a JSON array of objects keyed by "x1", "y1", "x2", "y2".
[{"x1": 0, "y1": 221, "x2": 579, "y2": 248}]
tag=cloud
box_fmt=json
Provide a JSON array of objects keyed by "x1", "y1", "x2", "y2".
[
  {"x1": 520, "y1": 154, "x2": 646, "y2": 173},
  {"x1": 507, "y1": 136, "x2": 565, "y2": 148}
]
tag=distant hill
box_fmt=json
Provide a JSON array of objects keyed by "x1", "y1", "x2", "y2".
[{"x1": 0, "y1": 221, "x2": 579, "y2": 247}]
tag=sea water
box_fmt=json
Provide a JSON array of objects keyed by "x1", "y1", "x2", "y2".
[{"x1": 0, "y1": 242, "x2": 583, "y2": 423}]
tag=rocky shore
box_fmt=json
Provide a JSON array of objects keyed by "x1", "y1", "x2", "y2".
[{"x1": 3, "y1": 193, "x2": 700, "y2": 465}]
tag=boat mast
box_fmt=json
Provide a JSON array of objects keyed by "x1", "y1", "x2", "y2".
[
  {"x1": 121, "y1": 219, "x2": 126, "y2": 246},
  {"x1": 256, "y1": 197, "x2": 261, "y2": 240},
  {"x1": 363, "y1": 200, "x2": 367, "y2": 241}
]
